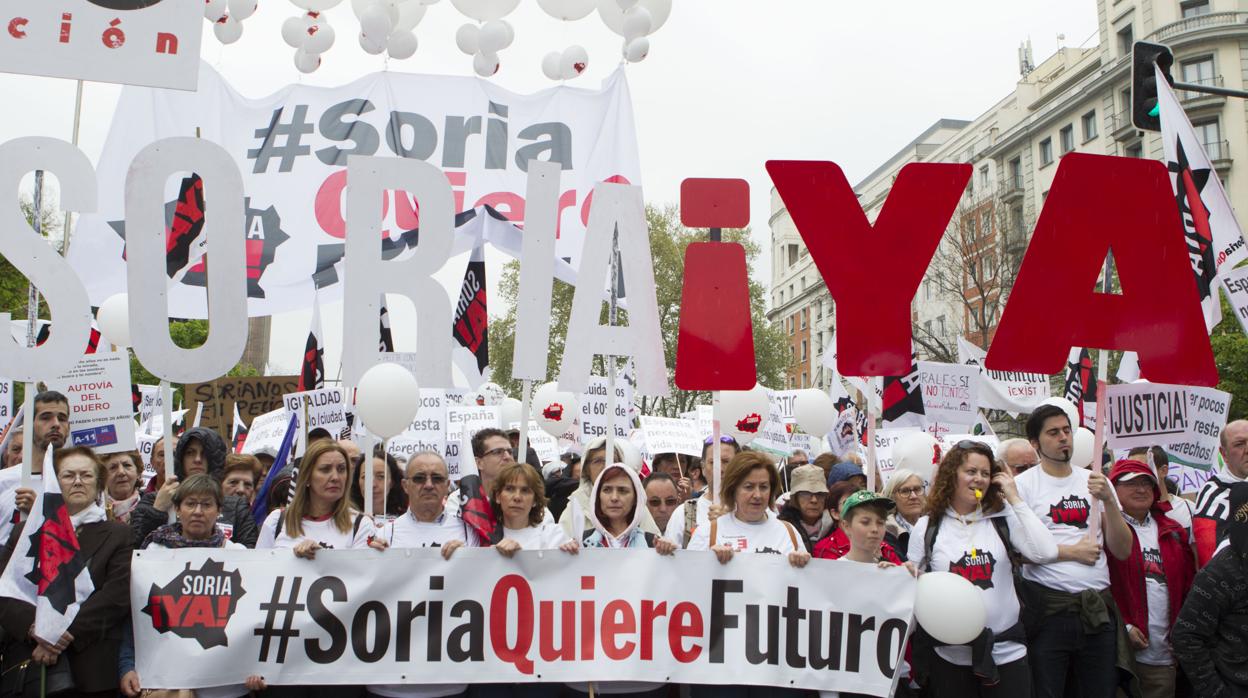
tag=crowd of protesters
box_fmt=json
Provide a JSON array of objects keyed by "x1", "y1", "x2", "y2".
[{"x1": 0, "y1": 389, "x2": 1245, "y2": 697}]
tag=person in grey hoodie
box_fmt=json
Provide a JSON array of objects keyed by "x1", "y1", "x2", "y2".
[
  {"x1": 558, "y1": 435, "x2": 661, "y2": 540},
  {"x1": 129, "y1": 427, "x2": 259, "y2": 547}
]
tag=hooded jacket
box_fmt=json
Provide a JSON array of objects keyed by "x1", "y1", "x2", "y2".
[
  {"x1": 775, "y1": 504, "x2": 835, "y2": 553},
  {"x1": 559, "y1": 459, "x2": 661, "y2": 539},
  {"x1": 581, "y1": 464, "x2": 657, "y2": 549},
  {"x1": 1106, "y1": 459, "x2": 1196, "y2": 648},
  {"x1": 129, "y1": 427, "x2": 258, "y2": 548}
]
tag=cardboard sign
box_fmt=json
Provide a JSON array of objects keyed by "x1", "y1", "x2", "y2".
[
  {"x1": 47, "y1": 351, "x2": 135, "y2": 454},
  {"x1": 639, "y1": 416, "x2": 702, "y2": 458},
  {"x1": 917, "y1": 362, "x2": 979, "y2": 427},
  {"x1": 135, "y1": 384, "x2": 160, "y2": 426},
  {"x1": 184, "y1": 376, "x2": 299, "y2": 438},
  {"x1": 0, "y1": 0, "x2": 202, "y2": 90},
  {"x1": 388, "y1": 390, "x2": 448, "y2": 462},
  {"x1": 579, "y1": 376, "x2": 631, "y2": 441},
  {"x1": 508, "y1": 422, "x2": 561, "y2": 465},
  {"x1": 283, "y1": 388, "x2": 348, "y2": 436},
  {"x1": 240, "y1": 408, "x2": 290, "y2": 458},
  {"x1": 1106, "y1": 383, "x2": 1231, "y2": 467}
]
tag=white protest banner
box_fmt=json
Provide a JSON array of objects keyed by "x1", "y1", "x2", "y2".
[
  {"x1": 240, "y1": 408, "x2": 290, "y2": 458},
  {"x1": 131, "y1": 548, "x2": 915, "y2": 693},
  {"x1": 387, "y1": 390, "x2": 448, "y2": 462},
  {"x1": 1221, "y1": 265, "x2": 1248, "y2": 335},
  {"x1": 524, "y1": 425, "x2": 561, "y2": 465},
  {"x1": 580, "y1": 376, "x2": 631, "y2": 441},
  {"x1": 46, "y1": 351, "x2": 135, "y2": 454},
  {"x1": 1106, "y1": 383, "x2": 1231, "y2": 463},
  {"x1": 639, "y1": 416, "x2": 702, "y2": 458},
  {"x1": 445, "y1": 406, "x2": 500, "y2": 476},
  {"x1": 956, "y1": 337, "x2": 1049, "y2": 414},
  {"x1": 71, "y1": 65, "x2": 641, "y2": 317},
  {"x1": 136, "y1": 384, "x2": 160, "y2": 427},
  {"x1": 679, "y1": 406, "x2": 714, "y2": 440},
  {"x1": 283, "y1": 388, "x2": 348, "y2": 436},
  {"x1": 874, "y1": 427, "x2": 918, "y2": 480},
  {"x1": 917, "y1": 362, "x2": 979, "y2": 428},
  {"x1": 1162, "y1": 386, "x2": 1232, "y2": 469},
  {"x1": 0, "y1": 379, "x2": 10, "y2": 425},
  {"x1": 136, "y1": 432, "x2": 158, "y2": 481},
  {"x1": 941, "y1": 433, "x2": 1001, "y2": 455},
  {"x1": 0, "y1": 0, "x2": 202, "y2": 90},
  {"x1": 751, "y1": 389, "x2": 793, "y2": 457}
]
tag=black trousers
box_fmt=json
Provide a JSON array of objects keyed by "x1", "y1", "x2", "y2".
[{"x1": 927, "y1": 653, "x2": 1031, "y2": 698}]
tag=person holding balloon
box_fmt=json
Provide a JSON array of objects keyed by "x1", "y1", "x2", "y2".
[{"x1": 907, "y1": 440, "x2": 1058, "y2": 696}]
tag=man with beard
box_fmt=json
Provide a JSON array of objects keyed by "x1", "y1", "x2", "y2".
[
  {"x1": 0, "y1": 391, "x2": 69, "y2": 539},
  {"x1": 1015, "y1": 404, "x2": 1133, "y2": 698}
]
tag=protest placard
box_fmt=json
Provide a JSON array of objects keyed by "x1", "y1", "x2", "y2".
[
  {"x1": 1220, "y1": 265, "x2": 1248, "y2": 335},
  {"x1": 679, "y1": 406, "x2": 714, "y2": 439},
  {"x1": 240, "y1": 408, "x2": 292, "y2": 458},
  {"x1": 956, "y1": 337, "x2": 1050, "y2": 414},
  {"x1": 283, "y1": 388, "x2": 348, "y2": 436},
  {"x1": 580, "y1": 376, "x2": 631, "y2": 440},
  {"x1": 750, "y1": 389, "x2": 793, "y2": 457},
  {"x1": 47, "y1": 351, "x2": 135, "y2": 454},
  {"x1": 508, "y1": 422, "x2": 561, "y2": 465},
  {"x1": 639, "y1": 416, "x2": 702, "y2": 458},
  {"x1": 0, "y1": 379, "x2": 10, "y2": 425},
  {"x1": 917, "y1": 361, "x2": 979, "y2": 427},
  {"x1": 874, "y1": 427, "x2": 918, "y2": 480},
  {"x1": 1106, "y1": 383, "x2": 1230, "y2": 467},
  {"x1": 387, "y1": 390, "x2": 448, "y2": 462},
  {"x1": 136, "y1": 384, "x2": 160, "y2": 426},
  {"x1": 445, "y1": 406, "x2": 500, "y2": 475},
  {"x1": 185, "y1": 376, "x2": 300, "y2": 438},
  {"x1": 1161, "y1": 387, "x2": 1232, "y2": 469}
]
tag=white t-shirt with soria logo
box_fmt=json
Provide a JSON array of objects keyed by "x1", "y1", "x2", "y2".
[
  {"x1": 1015, "y1": 466, "x2": 1109, "y2": 593},
  {"x1": 686, "y1": 512, "x2": 799, "y2": 555}
]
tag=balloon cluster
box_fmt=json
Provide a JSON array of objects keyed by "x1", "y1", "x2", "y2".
[
  {"x1": 206, "y1": 0, "x2": 258, "y2": 46},
  {"x1": 535, "y1": 0, "x2": 670, "y2": 80},
  {"x1": 451, "y1": 0, "x2": 518, "y2": 77}
]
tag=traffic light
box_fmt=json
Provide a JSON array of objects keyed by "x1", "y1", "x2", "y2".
[{"x1": 1132, "y1": 41, "x2": 1174, "y2": 131}]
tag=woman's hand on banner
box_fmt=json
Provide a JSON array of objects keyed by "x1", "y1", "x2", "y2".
[
  {"x1": 788, "y1": 551, "x2": 811, "y2": 568},
  {"x1": 710, "y1": 545, "x2": 734, "y2": 564},
  {"x1": 245, "y1": 676, "x2": 267, "y2": 692},
  {"x1": 367, "y1": 536, "x2": 389, "y2": 552},
  {"x1": 494, "y1": 539, "x2": 522, "y2": 558},
  {"x1": 153, "y1": 477, "x2": 180, "y2": 512},
  {"x1": 654, "y1": 538, "x2": 677, "y2": 556},
  {"x1": 441, "y1": 539, "x2": 465, "y2": 560},
  {"x1": 559, "y1": 540, "x2": 580, "y2": 555},
  {"x1": 293, "y1": 539, "x2": 321, "y2": 559}
]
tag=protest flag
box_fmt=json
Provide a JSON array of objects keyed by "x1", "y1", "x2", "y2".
[
  {"x1": 1063, "y1": 347, "x2": 1097, "y2": 428},
  {"x1": 297, "y1": 294, "x2": 325, "y2": 392},
  {"x1": 231, "y1": 403, "x2": 248, "y2": 454},
  {"x1": 881, "y1": 353, "x2": 925, "y2": 428},
  {"x1": 250, "y1": 413, "x2": 299, "y2": 526},
  {"x1": 452, "y1": 244, "x2": 490, "y2": 389},
  {"x1": 379, "y1": 299, "x2": 395, "y2": 353},
  {"x1": 0, "y1": 448, "x2": 94, "y2": 644}
]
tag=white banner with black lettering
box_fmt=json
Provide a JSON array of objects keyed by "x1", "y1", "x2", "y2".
[
  {"x1": 131, "y1": 548, "x2": 915, "y2": 694},
  {"x1": 70, "y1": 63, "x2": 641, "y2": 317},
  {"x1": 956, "y1": 337, "x2": 1050, "y2": 414},
  {"x1": 1106, "y1": 382, "x2": 1231, "y2": 467}
]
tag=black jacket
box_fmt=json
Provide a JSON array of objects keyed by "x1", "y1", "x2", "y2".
[
  {"x1": 129, "y1": 427, "x2": 258, "y2": 547},
  {"x1": 1173, "y1": 544, "x2": 1248, "y2": 697},
  {"x1": 0, "y1": 520, "x2": 132, "y2": 694}
]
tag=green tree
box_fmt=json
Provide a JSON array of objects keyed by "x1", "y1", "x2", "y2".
[
  {"x1": 1212, "y1": 292, "x2": 1248, "y2": 422},
  {"x1": 489, "y1": 204, "x2": 791, "y2": 417}
]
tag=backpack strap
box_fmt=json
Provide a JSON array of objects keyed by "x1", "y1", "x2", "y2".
[
  {"x1": 990, "y1": 513, "x2": 1024, "y2": 567},
  {"x1": 353, "y1": 513, "x2": 365, "y2": 538},
  {"x1": 921, "y1": 514, "x2": 942, "y2": 573},
  {"x1": 781, "y1": 521, "x2": 800, "y2": 551},
  {"x1": 274, "y1": 509, "x2": 285, "y2": 539}
]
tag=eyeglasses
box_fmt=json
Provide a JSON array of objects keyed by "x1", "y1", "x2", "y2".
[
  {"x1": 58, "y1": 471, "x2": 96, "y2": 484},
  {"x1": 482, "y1": 447, "x2": 511, "y2": 459},
  {"x1": 703, "y1": 435, "x2": 739, "y2": 445},
  {"x1": 178, "y1": 499, "x2": 218, "y2": 511},
  {"x1": 788, "y1": 460, "x2": 809, "y2": 466},
  {"x1": 895, "y1": 486, "x2": 924, "y2": 498},
  {"x1": 647, "y1": 497, "x2": 681, "y2": 507},
  {"x1": 409, "y1": 473, "x2": 448, "y2": 485}
]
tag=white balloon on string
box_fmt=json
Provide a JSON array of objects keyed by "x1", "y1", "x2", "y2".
[
  {"x1": 205, "y1": 0, "x2": 228, "y2": 21},
  {"x1": 303, "y1": 17, "x2": 336, "y2": 54},
  {"x1": 281, "y1": 14, "x2": 310, "y2": 47},
  {"x1": 291, "y1": 0, "x2": 345, "y2": 10},
  {"x1": 227, "y1": 0, "x2": 258, "y2": 20},
  {"x1": 477, "y1": 19, "x2": 509, "y2": 53},
  {"x1": 359, "y1": 2, "x2": 393, "y2": 39},
  {"x1": 621, "y1": 5, "x2": 651, "y2": 40},
  {"x1": 394, "y1": 0, "x2": 426, "y2": 31},
  {"x1": 536, "y1": 0, "x2": 595, "y2": 21},
  {"x1": 213, "y1": 15, "x2": 244, "y2": 44},
  {"x1": 597, "y1": 0, "x2": 669, "y2": 36},
  {"x1": 623, "y1": 36, "x2": 648, "y2": 62},
  {"x1": 559, "y1": 44, "x2": 588, "y2": 79},
  {"x1": 454, "y1": 22, "x2": 480, "y2": 54},
  {"x1": 294, "y1": 48, "x2": 322, "y2": 73},
  {"x1": 387, "y1": 29, "x2": 418, "y2": 58},
  {"x1": 541, "y1": 51, "x2": 562, "y2": 80},
  {"x1": 359, "y1": 30, "x2": 387, "y2": 54},
  {"x1": 473, "y1": 50, "x2": 500, "y2": 77},
  {"x1": 450, "y1": 0, "x2": 519, "y2": 22}
]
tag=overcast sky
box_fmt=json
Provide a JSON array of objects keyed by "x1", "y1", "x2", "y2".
[{"x1": 0, "y1": 0, "x2": 1098, "y2": 384}]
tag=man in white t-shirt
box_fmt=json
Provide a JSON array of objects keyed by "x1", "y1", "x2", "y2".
[
  {"x1": 0, "y1": 391, "x2": 69, "y2": 520},
  {"x1": 1015, "y1": 404, "x2": 1132, "y2": 698},
  {"x1": 665, "y1": 436, "x2": 739, "y2": 548}
]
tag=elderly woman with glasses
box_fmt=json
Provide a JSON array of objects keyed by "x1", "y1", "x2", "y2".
[{"x1": 882, "y1": 468, "x2": 926, "y2": 561}]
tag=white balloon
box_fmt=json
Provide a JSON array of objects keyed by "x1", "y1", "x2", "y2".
[
  {"x1": 291, "y1": 0, "x2": 345, "y2": 10},
  {"x1": 532, "y1": 382, "x2": 579, "y2": 438},
  {"x1": 204, "y1": 0, "x2": 228, "y2": 21},
  {"x1": 498, "y1": 19, "x2": 514, "y2": 48},
  {"x1": 477, "y1": 19, "x2": 508, "y2": 53},
  {"x1": 597, "y1": 0, "x2": 669, "y2": 36},
  {"x1": 359, "y1": 3, "x2": 393, "y2": 41},
  {"x1": 914, "y1": 572, "x2": 987, "y2": 645},
  {"x1": 473, "y1": 51, "x2": 499, "y2": 76},
  {"x1": 359, "y1": 30, "x2": 386, "y2": 53},
  {"x1": 281, "y1": 15, "x2": 309, "y2": 47},
  {"x1": 621, "y1": 5, "x2": 651, "y2": 40},
  {"x1": 474, "y1": 382, "x2": 507, "y2": 406},
  {"x1": 615, "y1": 0, "x2": 637, "y2": 8},
  {"x1": 715, "y1": 384, "x2": 771, "y2": 446},
  {"x1": 350, "y1": 0, "x2": 372, "y2": 17},
  {"x1": 1037, "y1": 396, "x2": 1081, "y2": 434},
  {"x1": 793, "y1": 389, "x2": 835, "y2": 437},
  {"x1": 394, "y1": 0, "x2": 426, "y2": 31},
  {"x1": 450, "y1": 0, "x2": 519, "y2": 22},
  {"x1": 96, "y1": 294, "x2": 131, "y2": 347},
  {"x1": 536, "y1": 0, "x2": 595, "y2": 21},
  {"x1": 356, "y1": 363, "x2": 422, "y2": 439},
  {"x1": 293, "y1": 48, "x2": 322, "y2": 73},
  {"x1": 500, "y1": 397, "x2": 523, "y2": 427},
  {"x1": 541, "y1": 51, "x2": 562, "y2": 80},
  {"x1": 559, "y1": 44, "x2": 588, "y2": 79},
  {"x1": 623, "y1": 36, "x2": 648, "y2": 62},
  {"x1": 894, "y1": 431, "x2": 943, "y2": 484},
  {"x1": 227, "y1": 0, "x2": 257, "y2": 20},
  {"x1": 213, "y1": 16, "x2": 243, "y2": 44},
  {"x1": 303, "y1": 19, "x2": 336, "y2": 54},
  {"x1": 454, "y1": 22, "x2": 480, "y2": 55},
  {"x1": 387, "y1": 29, "x2": 417, "y2": 58},
  {"x1": 1071, "y1": 427, "x2": 1096, "y2": 468}
]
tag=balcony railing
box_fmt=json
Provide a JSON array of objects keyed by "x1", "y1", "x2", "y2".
[
  {"x1": 1203, "y1": 139, "x2": 1231, "y2": 160},
  {"x1": 1149, "y1": 12, "x2": 1248, "y2": 42},
  {"x1": 1179, "y1": 75, "x2": 1224, "y2": 101}
]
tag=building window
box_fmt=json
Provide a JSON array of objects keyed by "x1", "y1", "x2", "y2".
[
  {"x1": 1117, "y1": 24, "x2": 1133, "y2": 57},
  {"x1": 787, "y1": 244, "x2": 799, "y2": 267},
  {"x1": 779, "y1": 290, "x2": 785, "y2": 304},
  {"x1": 1120, "y1": 87, "x2": 1132, "y2": 115},
  {"x1": 981, "y1": 210, "x2": 992, "y2": 233},
  {"x1": 924, "y1": 320, "x2": 933, "y2": 335},
  {"x1": 1008, "y1": 157, "x2": 1023, "y2": 188},
  {"x1": 1194, "y1": 119, "x2": 1224, "y2": 158},
  {"x1": 800, "y1": 276, "x2": 806, "y2": 291},
  {"x1": 1125, "y1": 142, "x2": 1143, "y2": 158},
  {"x1": 1181, "y1": 0, "x2": 1211, "y2": 17},
  {"x1": 1060, "y1": 125, "x2": 1075, "y2": 154},
  {"x1": 1081, "y1": 110, "x2": 1098, "y2": 141},
  {"x1": 937, "y1": 315, "x2": 947, "y2": 336},
  {"x1": 924, "y1": 279, "x2": 932, "y2": 300},
  {"x1": 979, "y1": 165, "x2": 990, "y2": 188},
  {"x1": 801, "y1": 340, "x2": 807, "y2": 362},
  {"x1": 801, "y1": 308, "x2": 807, "y2": 329},
  {"x1": 1181, "y1": 56, "x2": 1216, "y2": 99},
  {"x1": 1039, "y1": 138, "x2": 1053, "y2": 166}
]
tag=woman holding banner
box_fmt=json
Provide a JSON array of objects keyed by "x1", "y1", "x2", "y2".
[
  {"x1": 559, "y1": 436, "x2": 661, "y2": 540},
  {"x1": 666, "y1": 436, "x2": 741, "y2": 548},
  {"x1": 350, "y1": 446, "x2": 407, "y2": 523},
  {"x1": 0, "y1": 447, "x2": 132, "y2": 697},
  {"x1": 257, "y1": 440, "x2": 381, "y2": 555},
  {"x1": 686, "y1": 451, "x2": 812, "y2": 698},
  {"x1": 906, "y1": 441, "x2": 1058, "y2": 697}
]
